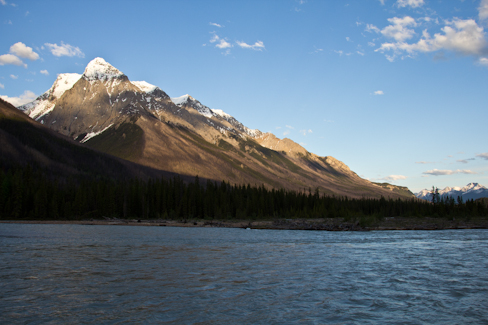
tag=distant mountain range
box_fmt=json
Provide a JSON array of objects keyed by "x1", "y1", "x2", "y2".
[
  {"x1": 415, "y1": 183, "x2": 488, "y2": 202},
  {"x1": 13, "y1": 57, "x2": 413, "y2": 199}
]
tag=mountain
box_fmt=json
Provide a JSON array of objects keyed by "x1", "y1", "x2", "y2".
[
  {"x1": 415, "y1": 183, "x2": 488, "y2": 202},
  {"x1": 16, "y1": 57, "x2": 413, "y2": 199},
  {"x1": 0, "y1": 97, "x2": 186, "y2": 182}
]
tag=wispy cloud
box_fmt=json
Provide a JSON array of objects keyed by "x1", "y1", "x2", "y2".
[
  {"x1": 209, "y1": 33, "x2": 233, "y2": 52},
  {"x1": 44, "y1": 42, "x2": 84, "y2": 57},
  {"x1": 423, "y1": 169, "x2": 477, "y2": 176},
  {"x1": 10, "y1": 74, "x2": 18, "y2": 79},
  {"x1": 396, "y1": 0, "x2": 424, "y2": 8},
  {"x1": 380, "y1": 175, "x2": 407, "y2": 181},
  {"x1": 0, "y1": 83, "x2": 4, "y2": 89},
  {"x1": 480, "y1": 0, "x2": 488, "y2": 21},
  {"x1": 236, "y1": 40, "x2": 265, "y2": 51},
  {"x1": 299, "y1": 129, "x2": 312, "y2": 136},
  {"x1": 40, "y1": 69, "x2": 49, "y2": 76},
  {"x1": 374, "y1": 90, "x2": 384, "y2": 95},
  {"x1": 476, "y1": 152, "x2": 488, "y2": 160},
  {"x1": 416, "y1": 161, "x2": 435, "y2": 164},
  {"x1": 286, "y1": 125, "x2": 294, "y2": 129},
  {"x1": 209, "y1": 22, "x2": 222, "y2": 28}
]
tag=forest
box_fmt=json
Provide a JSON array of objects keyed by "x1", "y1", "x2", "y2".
[{"x1": 1, "y1": 165, "x2": 487, "y2": 221}]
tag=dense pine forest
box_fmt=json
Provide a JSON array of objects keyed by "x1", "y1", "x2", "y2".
[{"x1": 1, "y1": 165, "x2": 487, "y2": 221}]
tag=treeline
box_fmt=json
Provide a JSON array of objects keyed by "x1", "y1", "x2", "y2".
[{"x1": 1, "y1": 166, "x2": 487, "y2": 220}]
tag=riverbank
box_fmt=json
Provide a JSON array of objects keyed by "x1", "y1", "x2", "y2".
[{"x1": 2, "y1": 216, "x2": 488, "y2": 230}]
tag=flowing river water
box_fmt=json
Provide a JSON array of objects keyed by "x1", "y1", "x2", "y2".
[{"x1": 1, "y1": 224, "x2": 487, "y2": 324}]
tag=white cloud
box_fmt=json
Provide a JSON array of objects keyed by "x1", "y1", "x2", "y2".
[
  {"x1": 0, "y1": 90, "x2": 36, "y2": 107},
  {"x1": 374, "y1": 90, "x2": 384, "y2": 95},
  {"x1": 0, "y1": 83, "x2": 4, "y2": 89},
  {"x1": 379, "y1": 0, "x2": 386, "y2": 4},
  {"x1": 423, "y1": 169, "x2": 477, "y2": 176},
  {"x1": 479, "y1": 0, "x2": 488, "y2": 21},
  {"x1": 40, "y1": 69, "x2": 49, "y2": 75},
  {"x1": 376, "y1": 18, "x2": 488, "y2": 61},
  {"x1": 476, "y1": 152, "x2": 488, "y2": 160},
  {"x1": 209, "y1": 34, "x2": 233, "y2": 50},
  {"x1": 216, "y1": 39, "x2": 232, "y2": 49},
  {"x1": 299, "y1": 129, "x2": 313, "y2": 136},
  {"x1": 382, "y1": 175, "x2": 407, "y2": 181},
  {"x1": 0, "y1": 53, "x2": 26, "y2": 67},
  {"x1": 397, "y1": 0, "x2": 424, "y2": 8},
  {"x1": 44, "y1": 42, "x2": 84, "y2": 57},
  {"x1": 209, "y1": 22, "x2": 222, "y2": 28},
  {"x1": 381, "y1": 16, "x2": 417, "y2": 42},
  {"x1": 365, "y1": 24, "x2": 380, "y2": 33},
  {"x1": 479, "y1": 57, "x2": 488, "y2": 66},
  {"x1": 236, "y1": 40, "x2": 265, "y2": 51},
  {"x1": 10, "y1": 42, "x2": 39, "y2": 61},
  {"x1": 10, "y1": 74, "x2": 18, "y2": 79},
  {"x1": 0, "y1": 0, "x2": 6, "y2": 5}
]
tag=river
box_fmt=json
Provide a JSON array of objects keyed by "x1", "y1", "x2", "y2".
[{"x1": 1, "y1": 224, "x2": 487, "y2": 324}]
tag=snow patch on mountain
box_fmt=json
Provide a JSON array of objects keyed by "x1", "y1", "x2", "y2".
[
  {"x1": 171, "y1": 94, "x2": 213, "y2": 118},
  {"x1": 52, "y1": 73, "x2": 82, "y2": 99},
  {"x1": 132, "y1": 81, "x2": 158, "y2": 93},
  {"x1": 83, "y1": 57, "x2": 124, "y2": 82},
  {"x1": 415, "y1": 183, "x2": 488, "y2": 201},
  {"x1": 211, "y1": 109, "x2": 231, "y2": 119},
  {"x1": 81, "y1": 123, "x2": 114, "y2": 143},
  {"x1": 18, "y1": 73, "x2": 81, "y2": 120}
]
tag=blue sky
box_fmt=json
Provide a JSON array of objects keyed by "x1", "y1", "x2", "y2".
[{"x1": 1, "y1": 0, "x2": 487, "y2": 193}]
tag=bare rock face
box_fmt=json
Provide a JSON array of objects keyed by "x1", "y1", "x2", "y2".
[
  {"x1": 15, "y1": 58, "x2": 414, "y2": 199},
  {"x1": 254, "y1": 132, "x2": 308, "y2": 157}
]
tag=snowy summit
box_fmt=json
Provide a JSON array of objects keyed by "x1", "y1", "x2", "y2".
[{"x1": 83, "y1": 57, "x2": 125, "y2": 82}]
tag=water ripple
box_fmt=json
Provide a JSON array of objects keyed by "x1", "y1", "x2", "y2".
[{"x1": 1, "y1": 224, "x2": 487, "y2": 324}]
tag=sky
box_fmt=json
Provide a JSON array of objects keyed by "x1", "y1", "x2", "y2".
[{"x1": 1, "y1": 0, "x2": 487, "y2": 193}]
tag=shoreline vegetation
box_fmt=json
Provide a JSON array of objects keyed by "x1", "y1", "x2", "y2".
[
  {"x1": 2, "y1": 216, "x2": 488, "y2": 231},
  {"x1": 1, "y1": 167, "x2": 488, "y2": 230}
]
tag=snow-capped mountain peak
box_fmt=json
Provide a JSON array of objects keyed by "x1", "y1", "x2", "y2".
[
  {"x1": 171, "y1": 94, "x2": 193, "y2": 106},
  {"x1": 17, "y1": 73, "x2": 82, "y2": 120},
  {"x1": 51, "y1": 73, "x2": 82, "y2": 99},
  {"x1": 415, "y1": 183, "x2": 488, "y2": 201},
  {"x1": 83, "y1": 57, "x2": 125, "y2": 82},
  {"x1": 171, "y1": 94, "x2": 213, "y2": 118}
]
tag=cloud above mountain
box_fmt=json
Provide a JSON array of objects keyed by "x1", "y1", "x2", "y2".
[
  {"x1": 423, "y1": 169, "x2": 477, "y2": 176},
  {"x1": 44, "y1": 42, "x2": 84, "y2": 57},
  {"x1": 0, "y1": 42, "x2": 39, "y2": 68}
]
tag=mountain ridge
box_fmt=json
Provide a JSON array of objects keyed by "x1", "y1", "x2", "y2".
[
  {"x1": 415, "y1": 183, "x2": 488, "y2": 202},
  {"x1": 15, "y1": 57, "x2": 414, "y2": 199}
]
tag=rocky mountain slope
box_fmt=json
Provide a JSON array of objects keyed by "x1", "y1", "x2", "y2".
[
  {"x1": 17, "y1": 58, "x2": 413, "y2": 199},
  {"x1": 0, "y1": 97, "x2": 181, "y2": 182},
  {"x1": 416, "y1": 183, "x2": 488, "y2": 202}
]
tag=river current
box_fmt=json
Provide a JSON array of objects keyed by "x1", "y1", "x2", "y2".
[{"x1": 1, "y1": 224, "x2": 487, "y2": 324}]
